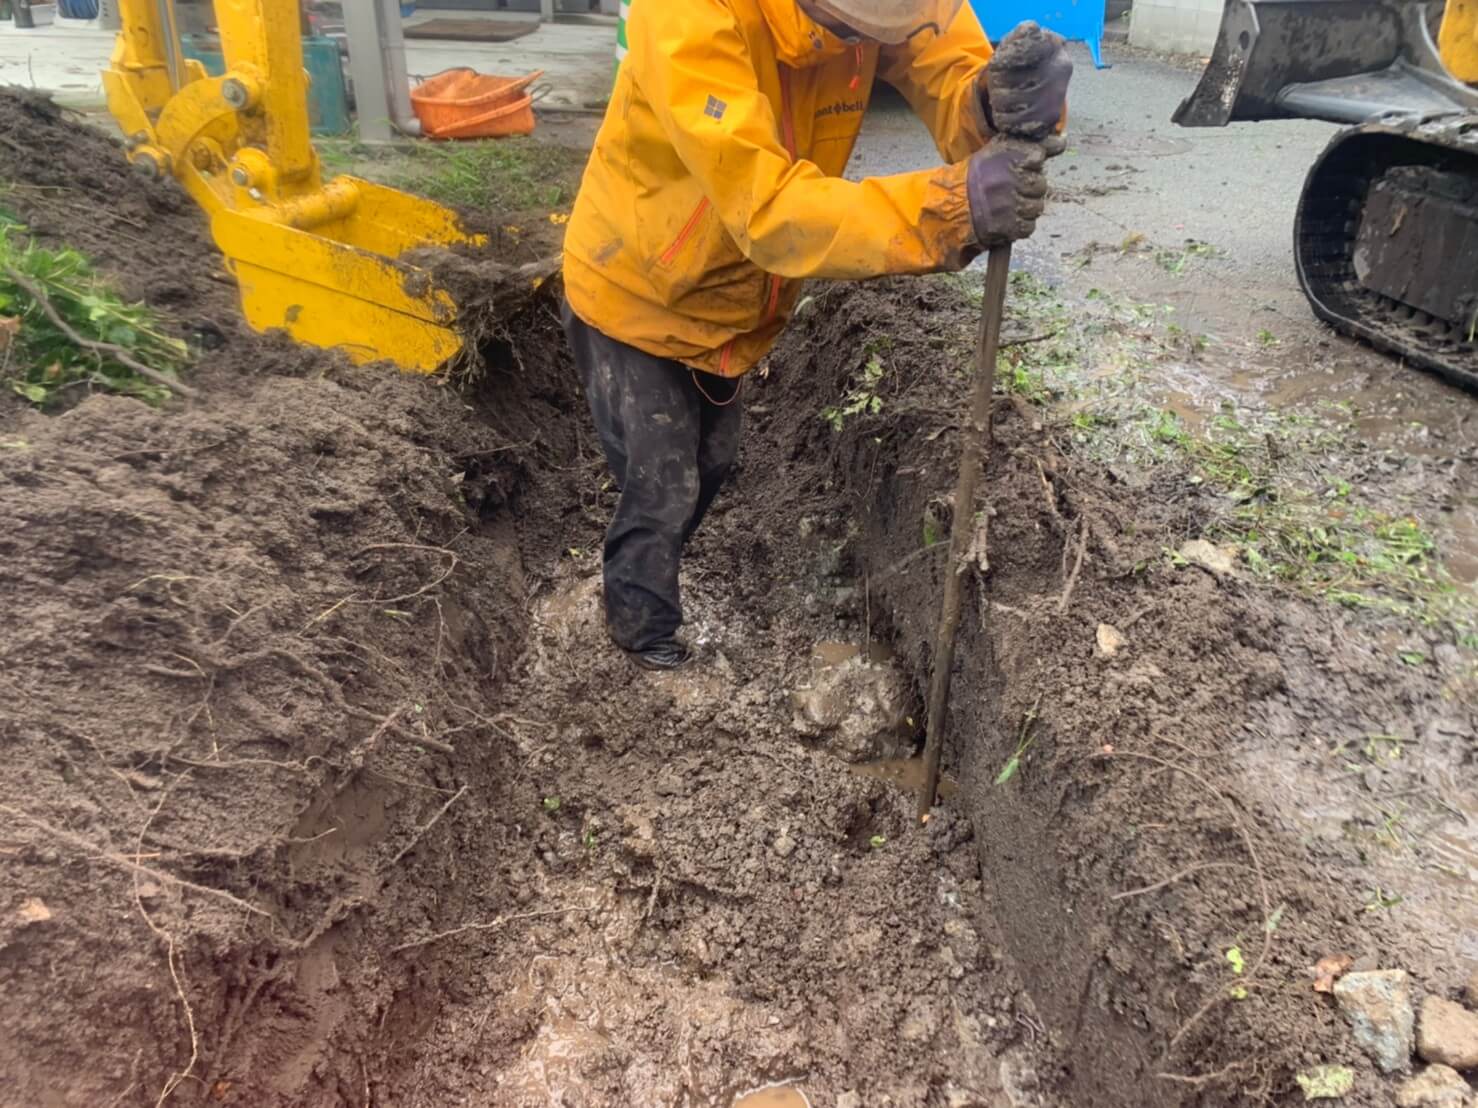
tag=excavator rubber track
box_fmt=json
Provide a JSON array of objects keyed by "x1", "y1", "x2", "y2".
[
  {"x1": 1175, "y1": 0, "x2": 1478, "y2": 392},
  {"x1": 1297, "y1": 110, "x2": 1478, "y2": 393}
]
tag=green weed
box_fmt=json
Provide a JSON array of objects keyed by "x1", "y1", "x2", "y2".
[
  {"x1": 0, "y1": 224, "x2": 188, "y2": 406},
  {"x1": 924, "y1": 274, "x2": 1473, "y2": 636},
  {"x1": 995, "y1": 697, "x2": 1041, "y2": 786},
  {"x1": 1078, "y1": 391, "x2": 1469, "y2": 627},
  {"x1": 1154, "y1": 239, "x2": 1222, "y2": 275},
  {"x1": 822, "y1": 353, "x2": 887, "y2": 431},
  {"x1": 1363, "y1": 887, "x2": 1402, "y2": 912}
]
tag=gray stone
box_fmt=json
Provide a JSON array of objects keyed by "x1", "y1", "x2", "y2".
[
  {"x1": 1419, "y1": 996, "x2": 1478, "y2": 1071},
  {"x1": 771, "y1": 832, "x2": 797, "y2": 859},
  {"x1": 999, "y1": 1046, "x2": 1042, "y2": 1107},
  {"x1": 836, "y1": 1095, "x2": 861, "y2": 1108},
  {"x1": 1395, "y1": 1065, "x2": 1473, "y2": 1108},
  {"x1": 1333, "y1": 969, "x2": 1416, "y2": 1074},
  {"x1": 944, "y1": 1087, "x2": 989, "y2": 1108},
  {"x1": 1464, "y1": 970, "x2": 1478, "y2": 1012},
  {"x1": 789, "y1": 651, "x2": 911, "y2": 762}
]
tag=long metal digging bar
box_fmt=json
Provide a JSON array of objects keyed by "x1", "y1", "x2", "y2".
[{"x1": 918, "y1": 241, "x2": 1011, "y2": 820}]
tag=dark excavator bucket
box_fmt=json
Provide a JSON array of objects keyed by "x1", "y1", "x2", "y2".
[{"x1": 1174, "y1": 0, "x2": 1478, "y2": 127}]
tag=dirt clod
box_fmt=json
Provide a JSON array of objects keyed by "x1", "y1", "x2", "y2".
[
  {"x1": 1395, "y1": 1065, "x2": 1474, "y2": 1108},
  {"x1": 1419, "y1": 997, "x2": 1478, "y2": 1071}
]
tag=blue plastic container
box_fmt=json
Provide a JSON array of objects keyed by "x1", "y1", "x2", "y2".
[
  {"x1": 968, "y1": 0, "x2": 1109, "y2": 69},
  {"x1": 179, "y1": 33, "x2": 352, "y2": 136}
]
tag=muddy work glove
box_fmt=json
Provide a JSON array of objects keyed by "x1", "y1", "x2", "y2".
[
  {"x1": 977, "y1": 21, "x2": 1072, "y2": 154},
  {"x1": 965, "y1": 140, "x2": 1047, "y2": 247}
]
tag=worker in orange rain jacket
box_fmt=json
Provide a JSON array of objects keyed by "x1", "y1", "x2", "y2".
[{"x1": 562, "y1": 0, "x2": 1072, "y2": 670}]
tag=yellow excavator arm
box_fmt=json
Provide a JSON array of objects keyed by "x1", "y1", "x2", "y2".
[
  {"x1": 102, "y1": 0, "x2": 484, "y2": 371},
  {"x1": 1440, "y1": 0, "x2": 1478, "y2": 84}
]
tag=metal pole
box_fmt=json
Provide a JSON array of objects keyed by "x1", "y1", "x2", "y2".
[
  {"x1": 152, "y1": 0, "x2": 184, "y2": 91},
  {"x1": 344, "y1": 0, "x2": 419, "y2": 143},
  {"x1": 917, "y1": 242, "x2": 1011, "y2": 820}
]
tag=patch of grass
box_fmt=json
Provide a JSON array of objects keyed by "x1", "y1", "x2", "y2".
[
  {"x1": 989, "y1": 279, "x2": 1476, "y2": 635},
  {"x1": 1097, "y1": 402, "x2": 1465, "y2": 623},
  {"x1": 0, "y1": 224, "x2": 188, "y2": 406},
  {"x1": 315, "y1": 135, "x2": 587, "y2": 213},
  {"x1": 996, "y1": 271, "x2": 1081, "y2": 405}
]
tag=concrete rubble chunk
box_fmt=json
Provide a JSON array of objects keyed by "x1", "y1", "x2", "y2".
[
  {"x1": 1333, "y1": 969, "x2": 1416, "y2": 1074},
  {"x1": 1178, "y1": 538, "x2": 1236, "y2": 575},
  {"x1": 15, "y1": 897, "x2": 51, "y2": 925},
  {"x1": 1395, "y1": 1064, "x2": 1474, "y2": 1108},
  {"x1": 1418, "y1": 996, "x2": 1478, "y2": 1071},
  {"x1": 1095, "y1": 623, "x2": 1125, "y2": 658}
]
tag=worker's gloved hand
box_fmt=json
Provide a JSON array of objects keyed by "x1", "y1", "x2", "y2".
[
  {"x1": 965, "y1": 139, "x2": 1048, "y2": 246},
  {"x1": 977, "y1": 21, "x2": 1072, "y2": 153}
]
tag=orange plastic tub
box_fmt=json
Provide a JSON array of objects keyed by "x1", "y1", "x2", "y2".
[
  {"x1": 431, "y1": 93, "x2": 537, "y2": 139},
  {"x1": 410, "y1": 68, "x2": 543, "y2": 138}
]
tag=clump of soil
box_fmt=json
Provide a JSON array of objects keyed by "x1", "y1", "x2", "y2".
[{"x1": 1, "y1": 88, "x2": 1473, "y2": 1108}]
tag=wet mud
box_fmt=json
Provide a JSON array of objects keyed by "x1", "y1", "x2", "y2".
[{"x1": 1, "y1": 91, "x2": 1475, "y2": 1108}]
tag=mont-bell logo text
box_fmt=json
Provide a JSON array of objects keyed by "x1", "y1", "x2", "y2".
[{"x1": 814, "y1": 99, "x2": 865, "y2": 119}]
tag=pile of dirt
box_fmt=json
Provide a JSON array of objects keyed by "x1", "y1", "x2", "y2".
[
  {"x1": 1, "y1": 88, "x2": 1473, "y2": 1108},
  {"x1": 0, "y1": 91, "x2": 588, "y2": 1105},
  {"x1": 0, "y1": 91, "x2": 237, "y2": 327}
]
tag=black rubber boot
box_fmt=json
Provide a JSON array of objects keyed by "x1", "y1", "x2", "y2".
[{"x1": 626, "y1": 639, "x2": 692, "y2": 672}]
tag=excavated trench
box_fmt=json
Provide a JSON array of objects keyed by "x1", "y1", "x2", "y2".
[{"x1": 2, "y1": 92, "x2": 1475, "y2": 1108}]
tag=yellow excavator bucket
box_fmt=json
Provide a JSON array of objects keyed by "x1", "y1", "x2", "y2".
[{"x1": 102, "y1": 0, "x2": 483, "y2": 373}]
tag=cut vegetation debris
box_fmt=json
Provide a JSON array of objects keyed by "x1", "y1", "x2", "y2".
[{"x1": 0, "y1": 224, "x2": 190, "y2": 405}]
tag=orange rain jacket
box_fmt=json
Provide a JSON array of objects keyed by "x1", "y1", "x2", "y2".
[{"x1": 562, "y1": 0, "x2": 995, "y2": 377}]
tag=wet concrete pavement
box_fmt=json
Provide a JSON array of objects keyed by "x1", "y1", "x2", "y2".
[{"x1": 850, "y1": 46, "x2": 1478, "y2": 584}]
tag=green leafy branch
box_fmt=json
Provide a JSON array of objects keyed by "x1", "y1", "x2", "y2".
[{"x1": 0, "y1": 225, "x2": 191, "y2": 406}]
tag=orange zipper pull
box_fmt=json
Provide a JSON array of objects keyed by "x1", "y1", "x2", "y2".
[{"x1": 849, "y1": 42, "x2": 863, "y2": 90}]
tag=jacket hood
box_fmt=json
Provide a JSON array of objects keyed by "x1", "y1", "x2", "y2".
[{"x1": 754, "y1": 0, "x2": 853, "y2": 67}]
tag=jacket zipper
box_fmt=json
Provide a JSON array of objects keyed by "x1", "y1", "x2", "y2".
[
  {"x1": 716, "y1": 68, "x2": 800, "y2": 375},
  {"x1": 659, "y1": 196, "x2": 710, "y2": 266},
  {"x1": 762, "y1": 67, "x2": 799, "y2": 324}
]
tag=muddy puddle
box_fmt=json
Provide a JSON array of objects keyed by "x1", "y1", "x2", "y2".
[
  {"x1": 851, "y1": 756, "x2": 957, "y2": 800},
  {"x1": 733, "y1": 1083, "x2": 810, "y2": 1107}
]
